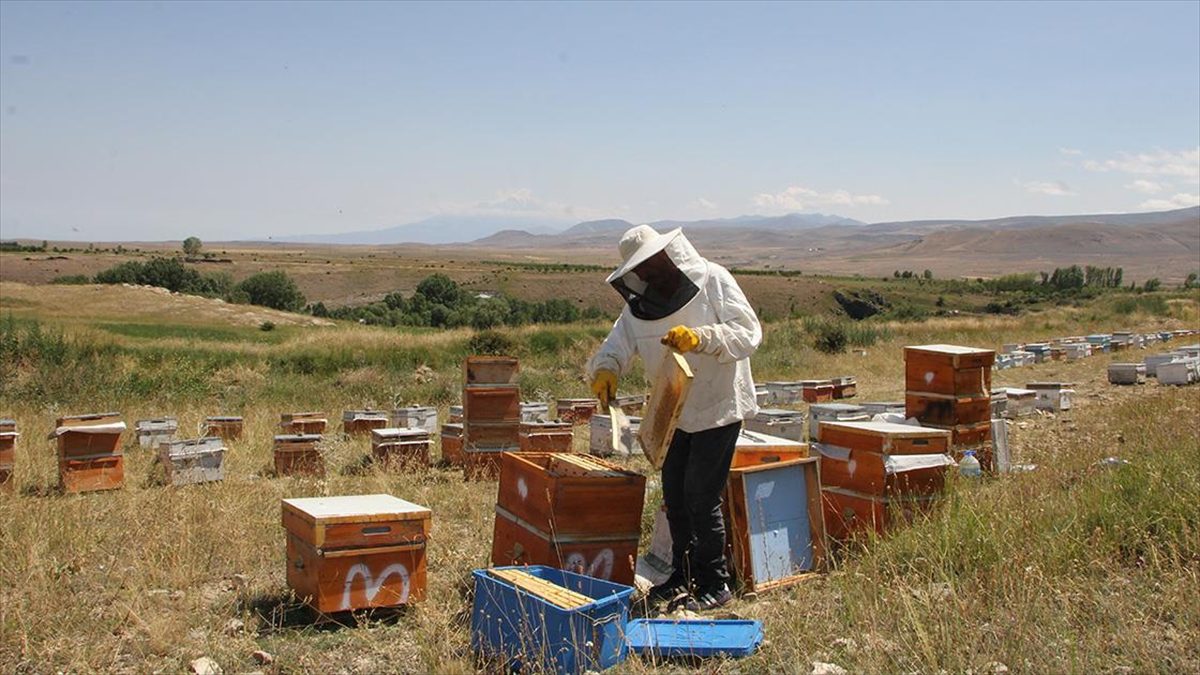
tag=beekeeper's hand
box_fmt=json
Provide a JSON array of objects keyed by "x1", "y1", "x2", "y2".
[
  {"x1": 591, "y1": 369, "x2": 618, "y2": 408},
  {"x1": 661, "y1": 325, "x2": 700, "y2": 353}
]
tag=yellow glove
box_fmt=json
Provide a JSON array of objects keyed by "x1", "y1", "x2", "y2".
[
  {"x1": 661, "y1": 325, "x2": 700, "y2": 353},
  {"x1": 591, "y1": 369, "x2": 618, "y2": 408}
]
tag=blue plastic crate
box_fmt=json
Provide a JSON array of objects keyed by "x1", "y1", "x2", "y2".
[
  {"x1": 471, "y1": 565, "x2": 633, "y2": 674},
  {"x1": 625, "y1": 619, "x2": 764, "y2": 659}
]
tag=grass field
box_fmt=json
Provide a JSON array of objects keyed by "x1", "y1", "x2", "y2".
[{"x1": 1, "y1": 284, "x2": 1198, "y2": 673}]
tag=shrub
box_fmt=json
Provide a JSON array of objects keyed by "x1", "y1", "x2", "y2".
[
  {"x1": 259, "y1": 321, "x2": 276, "y2": 332},
  {"x1": 805, "y1": 317, "x2": 849, "y2": 354},
  {"x1": 50, "y1": 275, "x2": 90, "y2": 285},
  {"x1": 234, "y1": 271, "x2": 306, "y2": 312},
  {"x1": 468, "y1": 330, "x2": 515, "y2": 356}
]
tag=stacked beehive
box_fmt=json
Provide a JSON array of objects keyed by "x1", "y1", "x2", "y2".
[
  {"x1": 817, "y1": 420, "x2": 954, "y2": 540},
  {"x1": 800, "y1": 379, "x2": 835, "y2": 403},
  {"x1": 555, "y1": 398, "x2": 599, "y2": 425},
  {"x1": 203, "y1": 415, "x2": 243, "y2": 440},
  {"x1": 392, "y1": 406, "x2": 438, "y2": 434},
  {"x1": 463, "y1": 356, "x2": 521, "y2": 479},
  {"x1": 371, "y1": 428, "x2": 432, "y2": 469},
  {"x1": 342, "y1": 410, "x2": 390, "y2": 436},
  {"x1": 0, "y1": 419, "x2": 17, "y2": 491},
  {"x1": 519, "y1": 421, "x2": 574, "y2": 453},
  {"x1": 831, "y1": 375, "x2": 857, "y2": 399},
  {"x1": 491, "y1": 452, "x2": 645, "y2": 585},
  {"x1": 904, "y1": 344, "x2": 996, "y2": 471},
  {"x1": 53, "y1": 412, "x2": 127, "y2": 493},
  {"x1": 440, "y1": 422, "x2": 464, "y2": 465},
  {"x1": 280, "y1": 411, "x2": 327, "y2": 435}
]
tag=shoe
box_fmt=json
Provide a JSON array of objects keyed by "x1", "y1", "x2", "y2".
[
  {"x1": 646, "y1": 572, "x2": 689, "y2": 603},
  {"x1": 665, "y1": 590, "x2": 694, "y2": 613},
  {"x1": 684, "y1": 584, "x2": 733, "y2": 612}
]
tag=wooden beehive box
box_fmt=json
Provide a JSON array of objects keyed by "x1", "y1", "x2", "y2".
[
  {"x1": 465, "y1": 386, "x2": 521, "y2": 423},
  {"x1": 448, "y1": 405, "x2": 464, "y2": 424},
  {"x1": 520, "y1": 421, "x2": 575, "y2": 453},
  {"x1": 159, "y1": 437, "x2": 225, "y2": 486},
  {"x1": 520, "y1": 402, "x2": 550, "y2": 424},
  {"x1": 1108, "y1": 363, "x2": 1146, "y2": 385},
  {"x1": 53, "y1": 413, "x2": 126, "y2": 493},
  {"x1": 905, "y1": 392, "x2": 991, "y2": 427},
  {"x1": 904, "y1": 344, "x2": 995, "y2": 396},
  {"x1": 391, "y1": 406, "x2": 439, "y2": 434},
  {"x1": 556, "y1": 398, "x2": 600, "y2": 425},
  {"x1": 1000, "y1": 388, "x2": 1036, "y2": 417},
  {"x1": 745, "y1": 408, "x2": 806, "y2": 443},
  {"x1": 465, "y1": 355, "x2": 519, "y2": 385},
  {"x1": 807, "y1": 403, "x2": 868, "y2": 443},
  {"x1": 588, "y1": 414, "x2": 642, "y2": 456},
  {"x1": 440, "y1": 423, "x2": 464, "y2": 466},
  {"x1": 1026, "y1": 382, "x2": 1075, "y2": 411},
  {"x1": 274, "y1": 434, "x2": 325, "y2": 477},
  {"x1": 463, "y1": 448, "x2": 506, "y2": 480},
  {"x1": 816, "y1": 421, "x2": 953, "y2": 497},
  {"x1": 282, "y1": 494, "x2": 431, "y2": 614},
  {"x1": 342, "y1": 410, "x2": 390, "y2": 436},
  {"x1": 612, "y1": 394, "x2": 647, "y2": 416},
  {"x1": 0, "y1": 419, "x2": 17, "y2": 491},
  {"x1": 821, "y1": 486, "x2": 941, "y2": 540},
  {"x1": 725, "y1": 457, "x2": 825, "y2": 593},
  {"x1": 370, "y1": 428, "x2": 431, "y2": 469},
  {"x1": 800, "y1": 379, "x2": 835, "y2": 403},
  {"x1": 280, "y1": 411, "x2": 327, "y2": 435},
  {"x1": 135, "y1": 417, "x2": 178, "y2": 449},
  {"x1": 831, "y1": 375, "x2": 857, "y2": 399},
  {"x1": 203, "y1": 416, "x2": 243, "y2": 440},
  {"x1": 492, "y1": 452, "x2": 646, "y2": 585},
  {"x1": 733, "y1": 429, "x2": 808, "y2": 468}
]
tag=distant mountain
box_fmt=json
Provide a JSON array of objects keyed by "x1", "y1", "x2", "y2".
[
  {"x1": 650, "y1": 212, "x2": 866, "y2": 231},
  {"x1": 559, "y1": 219, "x2": 636, "y2": 237},
  {"x1": 277, "y1": 213, "x2": 573, "y2": 245}
]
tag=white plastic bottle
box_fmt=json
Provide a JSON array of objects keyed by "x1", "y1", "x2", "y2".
[{"x1": 959, "y1": 449, "x2": 982, "y2": 478}]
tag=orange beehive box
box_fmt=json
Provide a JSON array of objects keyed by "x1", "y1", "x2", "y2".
[
  {"x1": 274, "y1": 434, "x2": 325, "y2": 477},
  {"x1": 280, "y1": 412, "x2": 328, "y2": 435},
  {"x1": 904, "y1": 344, "x2": 995, "y2": 396},
  {"x1": 53, "y1": 413, "x2": 126, "y2": 493},
  {"x1": 491, "y1": 452, "x2": 646, "y2": 585},
  {"x1": 203, "y1": 416, "x2": 244, "y2": 440},
  {"x1": 725, "y1": 457, "x2": 826, "y2": 593},
  {"x1": 821, "y1": 486, "x2": 940, "y2": 540},
  {"x1": 816, "y1": 421, "x2": 953, "y2": 497},
  {"x1": 466, "y1": 421, "x2": 521, "y2": 449},
  {"x1": 464, "y1": 386, "x2": 521, "y2": 423},
  {"x1": 370, "y1": 428, "x2": 431, "y2": 469},
  {"x1": 732, "y1": 429, "x2": 809, "y2": 468},
  {"x1": 519, "y1": 422, "x2": 575, "y2": 453},
  {"x1": 342, "y1": 410, "x2": 391, "y2": 436},
  {"x1": 556, "y1": 398, "x2": 600, "y2": 425},
  {"x1": 465, "y1": 355, "x2": 519, "y2": 385},
  {"x1": 463, "y1": 448, "x2": 507, "y2": 481},
  {"x1": 818, "y1": 420, "x2": 951, "y2": 456},
  {"x1": 440, "y1": 423, "x2": 464, "y2": 466},
  {"x1": 282, "y1": 494, "x2": 431, "y2": 614},
  {"x1": 904, "y1": 392, "x2": 992, "y2": 427},
  {"x1": 800, "y1": 380, "x2": 835, "y2": 403},
  {"x1": 831, "y1": 376, "x2": 857, "y2": 399}
]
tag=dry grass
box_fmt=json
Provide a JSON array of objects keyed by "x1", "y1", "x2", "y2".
[{"x1": 0, "y1": 288, "x2": 1198, "y2": 673}]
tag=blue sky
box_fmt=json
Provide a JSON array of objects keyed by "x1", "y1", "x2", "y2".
[{"x1": 1, "y1": 0, "x2": 1197, "y2": 241}]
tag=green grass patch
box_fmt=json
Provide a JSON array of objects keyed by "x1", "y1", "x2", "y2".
[{"x1": 98, "y1": 322, "x2": 287, "y2": 344}]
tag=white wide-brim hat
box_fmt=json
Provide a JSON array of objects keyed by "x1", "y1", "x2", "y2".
[{"x1": 605, "y1": 225, "x2": 683, "y2": 284}]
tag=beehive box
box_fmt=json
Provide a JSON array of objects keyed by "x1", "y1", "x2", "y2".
[
  {"x1": 588, "y1": 414, "x2": 642, "y2": 456},
  {"x1": 998, "y1": 388, "x2": 1036, "y2": 417},
  {"x1": 135, "y1": 417, "x2": 178, "y2": 449},
  {"x1": 1144, "y1": 353, "x2": 1182, "y2": 377},
  {"x1": 806, "y1": 403, "x2": 868, "y2": 442},
  {"x1": 732, "y1": 429, "x2": 808, "y2": 468},
  {"x1": 53, "y1": 413, "x2": 126, "y2": 493},
  {"x1": 762, "y1": 381, "x2": 802, "y2": 405},
  {"x1": 0, "y1": 419, "x2": 17, "y2": 491},
  {"x1": 831, "y1": 375, "x2": 857, "y2": 399},
  {"x1": 159, "y1": 437, "x2": 225, "y2": 486},
  {"x1": 725, "y1": 457, "x2": 825, "y2": 593},
  {"x1": 858, "y1": 401, "x2": 906, "y2": 417},
  {"x1": 989, "y1": 390, "x2": 1008, "y2": 418},
  {"x1": 370, "y1": 428, "x2": 431, "y2": 469},
  {"x1": 904, "y1": 344, "x2": 995, "y2": 396},
  {"x1": 465, "y1": 355, "x2": 519, "y2": 385},
  {"x1": 274, "y1": 434, "x2": 325, "y2": 477},
  {"x1": 745, "y1": 408, "x2": 806, "y2": 443},
  {"x1": 1108, "y1": 363, "x2": 1147, "y2": 385},
  {"x1": 465, "y1": 387, "x2": 521, "y2": 423},
  {"x1": 391, "y1": 406, "x2": 439, "y2": 434},
  {"x1": 816, "y1": 421, "x2": 953, "y2": 497},
  {"x1": 556, "y1": 398, "x2": 600, "y2": 425},
  {"x1": 1159, "y1": 359, "x2": 1199, "y2": 386},
  {"x1": 283, "y1": 494, "x2": 431, "y2": 614},
  {"x1": 463, "y1": 447, "x2": 508, "y2": 481},
  {"x1": 1064, "y1": 343, "x2": 1092, "y2": 360},
  {"x1": 800, "y1": 380, "x2": 835, "y2": 404},
  {"x1": 520, "y1": 421, "x2": 575, "y2": 453},
  {"x1": 821, "y1": 487, "x2": 941, "y2": 540},
  {"x1": 440, "y1": 423, "x2": 464, "y2": 466},
  {"x1": 1026, "y1": 382, "x2": 1075, "y2": 411},
  {"x1": 342, "y1": 410, "x2": 390, "y2": 436},
  {"x1": 520, "y1": 402, "x2": 550, "y2": 424},
  {"x1": 905, "y1": 392, "x2": 992, "y2": 427},
  {"x1": 492, "y1": 452, "x2": 645, "y2": 585},
  {"x1": 280, "y1": 412, "x2": 327, "y2": 435},
  {"x1": 448, "y1": 405, "x2": 464, "y2": 424},
  {"x1": 612, "y1": 394, "x2": 647, "y2": 416},
  {"x1": 203, "y1": 416, "x2": 243, "y2": 440}
]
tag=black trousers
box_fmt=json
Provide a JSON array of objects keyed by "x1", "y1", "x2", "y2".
[{"x1": 660, "y1": 420, "x2": 741, "y2": 592}]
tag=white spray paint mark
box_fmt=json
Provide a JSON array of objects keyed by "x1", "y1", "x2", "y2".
[
  {"x1": 517, "y1": 476, "x2": 528, "y2": 501},
  {"x1": 341, "y1": 562, "x2": 410, "y2": 610},
  {"x1": 847, "y1": 459, "x2": 857, "y2": 475},
  {"x1": 924, "y1": 371, "x2": 934, "y2": 385},
  {"x1": 564, "y1": 549, "x2": 614, "y2": 579}
]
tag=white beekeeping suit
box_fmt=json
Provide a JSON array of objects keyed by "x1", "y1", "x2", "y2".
[{"x1": 588, "y1": 226, "x2": 761, "y2": 433}]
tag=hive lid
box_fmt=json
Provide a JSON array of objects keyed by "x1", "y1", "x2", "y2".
[
  {"x1": 736, "y1": 429, "x2": 805, "y2": 448},
  {"x1": 905, "y1": 344, "x2": 994, "y2": 355},
  {"x1": 50, "y1": 421, "x2": 126, "y2": 437},
  {"x1": 808, "y1": 403, "x2": 866, "y2": 414},
  {"x1": 625, "y1": 619, "x2": 764, "y2": 659},
  {"x1": 283, "y1": 494, "x2": 430, "y2": 523},
  {"x1": 820, "y1": 420, "x2": 950, "y2": 438},
  {"x1": 371, "y1": 427, "x2": 430, "y2": 440}
]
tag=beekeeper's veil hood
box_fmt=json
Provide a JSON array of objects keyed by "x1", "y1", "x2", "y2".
[{"x1": 607, "y1": 225, "x2": 707, "y2": 321}]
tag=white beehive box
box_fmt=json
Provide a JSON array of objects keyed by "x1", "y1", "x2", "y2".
[
  {"x1": 588, "y1": 413, "x2": 642, "y2": 456},
  {"x1": 391, "y1": 406, "x2": 438, "y2": 433},
  {"x1": 159, "y1": 437, "x2": 225, "y2": 486},
  {"x1": 805, "y1": 404, "x2": 867, "y2": 443},
  {"x1": 135, "y1": 417, "x2": 179, "y2": 449}
]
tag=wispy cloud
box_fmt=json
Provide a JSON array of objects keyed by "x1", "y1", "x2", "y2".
[
  {"x1": 1019, "y1": 180, "x2": 1077, "y2": 197},
  {"x1": 751, "y1": 185, "x2": 888, "y2": 212},
  {"x1": 1140, "y1": 193, "x2": 1200, "y2": 210},
  {"x1": 693, "y1": 197, "x2": 718, "y2": 211},
  {"x1": 1082, "y1": 148, "x2": 1200, "y2": 183},
  {"x1": 1125, "y1": 179, "x2": 1165, "y2": 195},
  {"x1": 1058, "y1": 147, "x2": 1083, "y2": 156},
  {"x1": 434, "y1": 188, "x2": 597, "y2": 221}
]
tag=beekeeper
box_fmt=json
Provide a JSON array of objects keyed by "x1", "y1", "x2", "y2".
[{"x1": 589, "y1": 224, "x2": 761, "y2": 611}]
